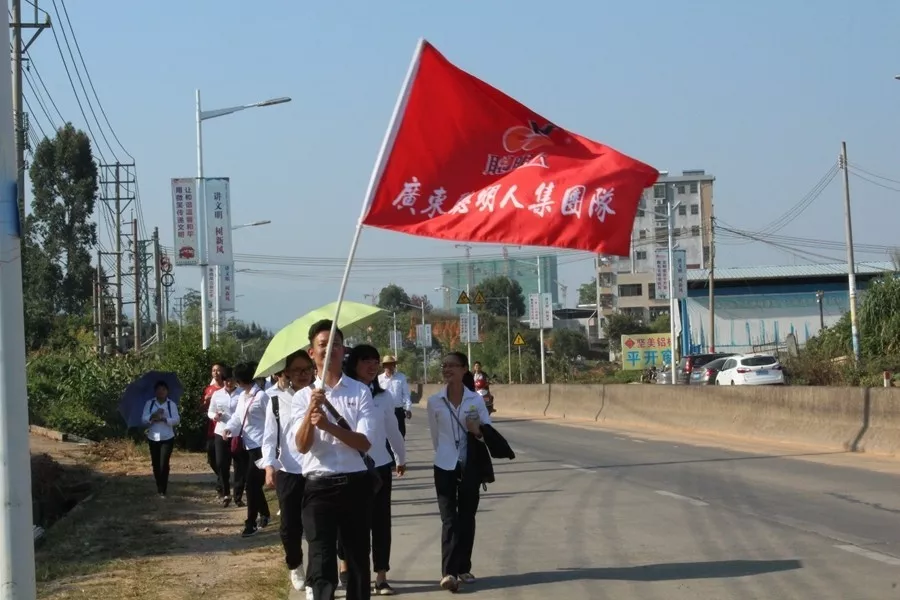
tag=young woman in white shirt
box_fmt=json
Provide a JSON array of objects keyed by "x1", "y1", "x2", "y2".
[
  {"x1": 337, "y1": 344, "x2": 407, "y2": 596},
  {"x1": 141, "y1": 381, "x2": 181, "y2": 498},
  {"x1": 208, "y1": 366, "x2": 240, "y2": 507},
  {"x1": 224, "y1": 362, "x2": 272, "y2": 537},
  {"x1": 426, "y1": 351, "x2": 491, "y2": 593}
]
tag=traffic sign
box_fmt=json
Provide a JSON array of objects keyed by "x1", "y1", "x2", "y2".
[
  {"x1": 456, "y1": 291, "x2": 470, "y2": 305},
  {"x1": 513, "y1": 333, "x2": 526, "y2": 346},
  {"x1": 473, "y1": 290, "x2": 486, "y2": 305}
]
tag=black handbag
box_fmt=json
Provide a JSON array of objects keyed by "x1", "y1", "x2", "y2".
[{"x1": 322, "y1": 401, "x2": 383, "y2": 494}]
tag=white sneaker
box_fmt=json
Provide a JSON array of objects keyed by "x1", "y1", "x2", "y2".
[
  {"x1": 290, "y1": 568, "x2": 305, "y2": 591},
  {"x1": 305, "y1": 587, "x2": 314, "y2": 600}
]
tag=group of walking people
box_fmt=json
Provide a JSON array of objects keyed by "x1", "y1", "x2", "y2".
[{"x1": 143, "y1": 317, "x2": 505, "y2": 599}]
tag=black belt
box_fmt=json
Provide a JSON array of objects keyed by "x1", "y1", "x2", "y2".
[{"x1": 305, "y1": 470, "x2": 366, "y2": 485}]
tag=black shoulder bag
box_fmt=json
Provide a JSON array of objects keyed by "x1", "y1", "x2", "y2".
[
  {"x1": 321, "y1": 401, "x2": 382, "y2": 494},
  {"x1": 271, "y1": 394, "x2": 282, "y2": 459}
]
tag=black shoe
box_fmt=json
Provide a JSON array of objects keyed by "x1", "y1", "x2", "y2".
[
  {"x1": 374, "y1": 580, "x2": 396, "y2": 595},
  {"x1": 235, "y1": 498, "x2": 245, "y2": 508},
  {"x1": 241, "y1": 524, "x2": 258, "y2": 537},
  {"x1": 222, "y1": 496, "x2": 231, "y2": 508},
  {"x1": 339, "y1": 570, "x2": 349, "y2": 587},
  {"x1": 257, "y1": 515, "x2": 270, "y2": 528}
]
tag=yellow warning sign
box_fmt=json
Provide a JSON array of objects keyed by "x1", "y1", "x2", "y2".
[
  {"x1": 456, "y1": 291, "x2": 470, "y2": 305},
  {"x1": 513, "y1": 333, "x2": 526, "y2": 346},
  {"x1": 473, "y1": 291, "x2": 486, "y2": 305}
]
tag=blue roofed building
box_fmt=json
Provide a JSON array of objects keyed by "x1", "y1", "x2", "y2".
[{"x1": 683, "y1": 261, "x2": 895, "y2": 354}]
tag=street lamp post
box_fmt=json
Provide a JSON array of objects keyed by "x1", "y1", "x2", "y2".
[
  {"x1": 195, "y1": 90, "x2": 290, "y2": 349},
  {"x1": 212, "y1": 220, "x2": 271, "y2": 337},
  {"x1": 401, "y1": 301, "x2": 427, "y2": 382}
]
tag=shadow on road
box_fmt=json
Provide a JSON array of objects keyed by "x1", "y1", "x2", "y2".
[{"x1": 396, "y1": 559, "x2": 803, "y2": 593}]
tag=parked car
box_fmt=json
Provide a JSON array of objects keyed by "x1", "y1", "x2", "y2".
[
  {"x1": 689, "y1": 356, "x2": 729, "y2": 385},
  {"x1": 715, "y1": 354, "x2": 785, "y2": 386},
  {"x1": 675, "y1": 353, "x2": 734, "y2": 384}
]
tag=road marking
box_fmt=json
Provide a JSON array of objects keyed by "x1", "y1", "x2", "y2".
[
  {"x1": 614, "y1": 437, "x2": 627, "y2": 441},
  {"x1": 631, "y1": 439, "x2": 646, "y2": 444},
  {"x1": 560, "y1": 463, "x2": 595, "y2": 474},
  {"x1": 835, "y1": 544, "x2": 900, "y2": 566},
  {"x1": 655, "y1": 490, "x2": 709, "y2": 506}
]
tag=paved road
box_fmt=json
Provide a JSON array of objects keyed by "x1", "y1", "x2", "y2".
[{"x1": 294, "y1": 412, "x2": 900, "y2": 599}]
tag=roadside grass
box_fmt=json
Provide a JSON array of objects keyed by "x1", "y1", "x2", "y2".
[{"x1": 36, "y1": 443, "x2": 290, "y2": 600}]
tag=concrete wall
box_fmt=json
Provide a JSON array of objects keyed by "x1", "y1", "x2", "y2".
[{"x1": 412, "y1": 383, "x2": 900, "y2": 457}]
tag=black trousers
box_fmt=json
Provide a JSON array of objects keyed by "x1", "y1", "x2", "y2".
[
  {"x1": 337, "y1": 463, "x2": 393, "y2": 572},
  {"x1": 244, "y1": 446, "x2": 270, "y2": 526},
  {"x1": 393, "y1": 408, "x2": 407, "y2": 439},
  {"x1": 148, "y1": 438, "x2": 175, "y2": 495},
  {"x1": 303, "y1": 472, "x2": 372, "y2": 600},
  {"x1": 231, "y1": 444, "x2": 249, "y2": 502},
  {"x1": 214, "y1": 434, "x2": 234, "y2": 498},
  {"x1": 206, "y1": 437, "x2": 220, "y2": 493},
  {"x1": 276, "y1": 470, "x2": 306, "y2": 570},
  {"x1": 434, "y1": 464, "x2": 481, "y2": 578}
]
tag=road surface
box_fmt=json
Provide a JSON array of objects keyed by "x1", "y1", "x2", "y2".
[{"x1": 294, "y1": 412, "x2": 900, "y2": 599}]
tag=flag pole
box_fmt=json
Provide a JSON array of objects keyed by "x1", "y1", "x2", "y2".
[
  {"x1": 0, "y1": 7, "x2": 37, "y2": 598},
  {"x1": 318, "y1": 38, "x2": 426, "y2": 387}
]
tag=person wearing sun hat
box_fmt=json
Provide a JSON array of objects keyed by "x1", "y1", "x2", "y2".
[{"x1": 377, "y1": 355, "x2": 412, "y2": 438}]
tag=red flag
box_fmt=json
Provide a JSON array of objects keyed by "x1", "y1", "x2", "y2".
[{"x1": 361, "y1": 41, "x2": 660, "y2": 257}]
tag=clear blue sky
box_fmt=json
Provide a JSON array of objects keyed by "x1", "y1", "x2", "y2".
[{"x1": 20, "y1": 0, "x2": 900, "y2": 331}]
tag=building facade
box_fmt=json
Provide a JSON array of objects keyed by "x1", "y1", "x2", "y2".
[
  {"x1": 595, "y1": 169, "x2": 715, "y2": 325},
  {"x1": 683, "y1": 262, "x2": 895, "y2": 354},
  {"x1": 440, "y1": 254, "x2": 559, "y2": 314}
]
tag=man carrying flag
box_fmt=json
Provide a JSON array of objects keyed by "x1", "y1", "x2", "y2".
[{"x1": 311, "y1": 38, "x2": 659, "y2": 593}]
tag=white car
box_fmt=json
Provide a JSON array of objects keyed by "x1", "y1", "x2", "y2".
[{"x1": 715, "y1": 353, "x2": 785, "y2": 386}]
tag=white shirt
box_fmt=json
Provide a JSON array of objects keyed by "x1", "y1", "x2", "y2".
[
  {"x1": 378, "y1": 371, "x2": 411, "y2": 411},
  {"x1": 141, "y1": 398, "x2": 180, "y2": 442},
  {"x1": 225, "y1": 385, "x2": 269, "y2": 450},
  {"x1": 427, "y1": 386, "x2": 491, "y2": 471},
  {"x1": 260, "y1": 384, "x2": 303, "y2": 474},
  {"x1": 289, "y1": 375, "x2": 377, "y2": 476},
  {"x1": 207, "y1": 387, "x2": 240, "y2": 437},
  {"x1": 368, "y1": 387, "x2": 407, "y2": 468}
]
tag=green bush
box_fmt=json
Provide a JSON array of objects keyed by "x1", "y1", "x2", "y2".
[{"x1": 27, "y1": 324, "x2": 243, "y2": 448}]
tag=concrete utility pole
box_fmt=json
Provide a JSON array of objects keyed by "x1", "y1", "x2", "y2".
[
  {"x1": 133, "y1": 216, "x2": 141, "y2": 352},
  {"x1": 10, "y1": 0, "x2": 50, "y2": 251},
  {"x1": 839, "y1": 142, "x2": 861, "y2": 362},
  {"x1": 153, "y1": 228, "x2": 163, "y2": 344},
  {"x1": 708, "y1": 216, "x2": 716, "y2": 352}
]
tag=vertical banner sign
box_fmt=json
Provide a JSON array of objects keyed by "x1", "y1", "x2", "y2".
[
  {"x1": 654, "y1": 249, "x2": 669, "y2": 300},
  {"x1": 468, "y1": 312, "x2": 480, "y2": 342},
  {"x1": 541, "y1": 292, "x2": 554, "y2": 330},
  {"x1": 206, "y1": 266, "x2": 216, "y2": 311},
  {"x1": 459, "y1": 313, "x2": 470, "y2": 343},
  {"x1": 205, "y1": 177, "x2": 233, "y2": 266},
  {"x1": 171, "y1": 178, "x2": 199, "y2": 266},
  {"x1": 673, "y1": 249, "x2": 687, "y2": 299},
  {"x1": 528, "y1": 293, "x2": 541, "y2": 329},
  {"x1": 416, "y1": 323, "x2": 433, "y2": 348},
  {"x1": 220, "y1": 264, "x2": 235, "y2": 311}
]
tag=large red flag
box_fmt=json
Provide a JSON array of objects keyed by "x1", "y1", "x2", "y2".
[{"x1": 361, "y1": 41, "x2": 659, "y2": 257}]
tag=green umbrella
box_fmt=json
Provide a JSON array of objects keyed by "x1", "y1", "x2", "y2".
[{"x1": 254, "y1": 301, "x2": 385, "y2": 378}]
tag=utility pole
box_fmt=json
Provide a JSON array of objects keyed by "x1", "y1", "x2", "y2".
[
  {"x1": 114, "y1": 165, "x2": 123, "y2": 350},
  {"x1": 667, "y1": 184, "x2": 679, "y2": 384},
  {"x1": 10, "y1": 0, "x2": 49, "y2": 236},
  {"x1": 153, "y1": 228, "x2": 163, "y2": 344},
  {"x1": 132, "y1": 217, "x2": 141, "y2": 352},
  {"x1": 815, "y1": 290, "x2": 825, "y2": 331},
  {"x1": 99, "y1": 162, "x2": 135, "y2": 352},
  {"x1": 537, "y1": 255, "x2": 546, "y2": 384},
  {"x1": 96, "y1": 249, "x2": 105, "y2": 355},
  {"x1": 708, "y1": 215, "x2": 716, "y2": 352},
  {"x1": 839, "y1": 142, "x2": 861, "y2": 362}
]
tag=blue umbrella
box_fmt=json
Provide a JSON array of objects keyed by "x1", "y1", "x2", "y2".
[{"x1": 119, "y1": 371, "x2": 184, "y2": 428}]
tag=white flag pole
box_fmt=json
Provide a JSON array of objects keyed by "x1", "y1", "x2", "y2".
[
  {"x1": 0, "y1": 7, "x2": 38, "y2": 598},
  {"x1": 318, "y1": 38, "x2": 426, "y2": 386}
]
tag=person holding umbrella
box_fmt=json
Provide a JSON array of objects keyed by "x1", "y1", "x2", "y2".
[{"x1": 142, "y1": 381, "x2": 181, "y2": 498}]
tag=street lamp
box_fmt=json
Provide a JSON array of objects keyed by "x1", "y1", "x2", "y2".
[
  {"x1": 212, "y1": 220, "x2": 272, "y2": 337},
  {"x1": 400, "y1": 301, "x2": 427, "y2": 382},
  {"x1": 506, "y1": 256, "x2": 548, "y2": 384},
  {"x1": 196, "y1": 90, "x2": 291, "y2": 349}
]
